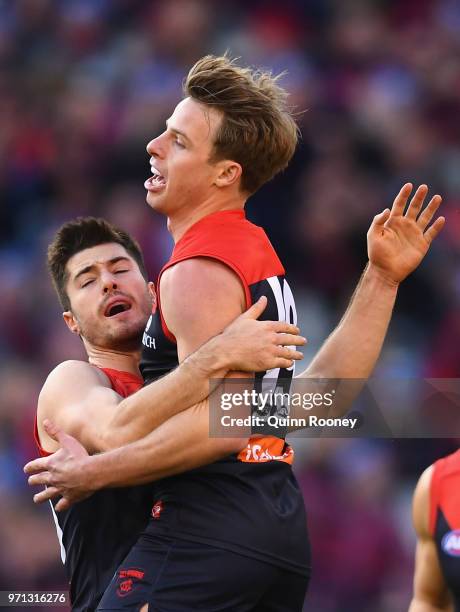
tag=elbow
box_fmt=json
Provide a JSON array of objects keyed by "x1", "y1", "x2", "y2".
[
  {"x1": 94, "y1": 436, "x2": 112, "y2": 454},
  {"x1": 97, "y1": 418, "x2": 141, "y2": 452},
  {"x1": 96, "y1": 429, "x2": 124, "y2": 453}
]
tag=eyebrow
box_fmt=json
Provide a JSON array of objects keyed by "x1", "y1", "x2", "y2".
[
  {"x1": 74, "y1": 256, "x2": 131, "y2": 281},
  {"x1": 166, "y1": 120, "x2": 192, "y2": 145}
]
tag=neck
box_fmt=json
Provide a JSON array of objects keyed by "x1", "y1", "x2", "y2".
[
  {"x1": 168, "y1": 192, "x2": 246, "y2": 243},
  {"x1": 85, "y1": 345, "x2": 142, "y2": 377}
]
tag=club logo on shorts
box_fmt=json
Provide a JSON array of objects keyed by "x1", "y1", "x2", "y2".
[
  {"x1": 116, "y1": 568, "x2": 145, "y2": 597},
  {"x1": 151, "y1": 499, "x2": 164, "y2": 519},
  {"x1": 442, "y1": 529, "x2": 460, "y2": 556}
]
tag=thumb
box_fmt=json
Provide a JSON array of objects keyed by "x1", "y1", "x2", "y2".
[
  {"x1": 240, "y1": 296, "x2": 267, "y2": 320},
  {"x1": 43, "y1": 419, "x2": 66, "y2": 445},
  {"x1": 372, "y1": 208, "x2": 391, "y2": 227}
]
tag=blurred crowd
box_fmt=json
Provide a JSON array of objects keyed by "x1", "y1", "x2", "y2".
[{"x1": 1, "y1": 0, "x2": 460, "y2": 610}]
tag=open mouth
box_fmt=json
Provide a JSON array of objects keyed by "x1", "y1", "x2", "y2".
[
  {"x1": 145, "y1": 166, "x2": 167, "y2": 192},
  {"x1": 104, "y1": 301, "x2": 132, "y2": 318}
]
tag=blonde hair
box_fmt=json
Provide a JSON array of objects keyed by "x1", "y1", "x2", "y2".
[{"x1": 184, "y1": 55, "x2": 299, "y2": 194}]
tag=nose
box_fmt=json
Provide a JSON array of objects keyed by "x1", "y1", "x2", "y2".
[
  {"x1": 146, "y1": 133, "x2": 165, "y2": 159},
  {"x1": 103, "y1": 282, "x2": 117, "y2": 294},
  {"x1": 101, "y1": 271, "x2": 118, "y2": 294}
]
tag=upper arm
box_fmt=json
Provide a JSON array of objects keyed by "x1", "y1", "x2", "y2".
[
  {"x1": 37, "y1": 361, "x2": 123, "y2": 454},
  {"x1": 160, "y1": 258, "x2": 250, "y2": 452},
  {"x1": 410, "y1": 466, "x2": 453, "y2": 611},
  {"x1": 160, "y1": 257, "x2": 247, "y2": 362}
]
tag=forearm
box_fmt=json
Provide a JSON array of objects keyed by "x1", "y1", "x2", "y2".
[
  {"x1": 102, "y1": 335, "x2": 229, "y2": 449},
  {"x1": 300, "y1": 263, "x2": 398, "y2": 380},
  {"x1": 89, "y1": 400, "x2": 247, "y2": 487}
]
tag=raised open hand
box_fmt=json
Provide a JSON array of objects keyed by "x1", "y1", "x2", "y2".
[{"x1": 367, "y1": 183, "x2": 445, "y2": 284}]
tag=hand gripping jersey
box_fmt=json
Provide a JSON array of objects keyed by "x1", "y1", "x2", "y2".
[
  {"x1": 430, "y1": 449, "x2": 460, "y2": 611},
  {"x1": 140, "y1": 209, "x2": 310, "y2": 575},
  {"x1": 34, "y1": 367, "x2": 153, "y2": 612}
]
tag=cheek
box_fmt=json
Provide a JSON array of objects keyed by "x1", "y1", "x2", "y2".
[
  {"x1": 136, "y1": 286, "x2": 154, "y2": 314},
  {"x1": 74, "y1": 296, "x2": 100, "y2": 325},
  {"x1": 171, "y1": 153, "x2": 206, "y2": 177},
  {"x1": 171, "y1": 166, "x2": 208, "y2": 195},
  {"x1": 128, "y1": 278, "x2": 151, "y2": 308}
]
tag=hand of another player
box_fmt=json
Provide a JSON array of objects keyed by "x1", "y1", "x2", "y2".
[
  {"x1": 24, "y1": 420, "x2": 94, "y2": 512},
  {"x1": 220, "y1": 296, "x2": 306, "y2": 371},
  {"x1": 367, "y1": 183, "x2": 445, "y2": 284}
]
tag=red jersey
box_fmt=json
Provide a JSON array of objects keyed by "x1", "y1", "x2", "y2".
[
  {"x1": 430, "y1": 449, "x2": 460, "y2": 610},
  {"x1": 140, "y1": 209, "x2": 310, "y2": 575}
]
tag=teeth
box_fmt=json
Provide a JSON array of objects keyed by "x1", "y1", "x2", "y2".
[{"x1": 151, "y1": 167, "x2": 161, "y2": 178}]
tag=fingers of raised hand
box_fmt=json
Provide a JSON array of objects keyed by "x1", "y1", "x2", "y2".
[
  {"x1": 391, "y1": 183, "x2": 413, "y2": 217},
  {"x1": 417, "y1": 195, "x2": 443, "y2": 231},
  {"x1": 371, "y1": 209, "x2": 390, "y2": 229},
  {"x1": 424, "y1": 216, "x2": 445, "y2": 245},
  {"x1": 406, "y1": 184, "x2": 428, "y2": 220}
]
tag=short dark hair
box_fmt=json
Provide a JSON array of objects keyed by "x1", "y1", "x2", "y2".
[
  {"x1": 47, "y1": 217, "x2": 148, "y2": 310},
  {"x1": 183, "y1": 54, "x2": 299, "y2": 195}
]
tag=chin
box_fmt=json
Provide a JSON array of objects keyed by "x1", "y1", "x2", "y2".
[
  {"x1": 106, "y1": 315, "x2": 145, "y2": 342},
  {"x1": 146, "y1": 191, "x2": 165, "y2": 210},
  {"x1": 109, "y1": 328, "x2": 144, "y2": 351},
  {"x1": 146, "y1": 191, "x2": 176, "y2": 216}
]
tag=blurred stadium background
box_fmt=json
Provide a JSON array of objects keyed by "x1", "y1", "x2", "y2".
[{"x1": 1, "y1": 0, "x2": 460, "y2": 610}]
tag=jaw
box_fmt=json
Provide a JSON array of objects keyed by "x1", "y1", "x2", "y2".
[
  {"x1": 80, "y1": 308, "x2": 146, "y2": 349},
  {"x1": 146, "y1": 189, "x2": 168, "y2": 212},
  {"x1": 84, "y1": 324, "x2": 144, "y2": 354}
]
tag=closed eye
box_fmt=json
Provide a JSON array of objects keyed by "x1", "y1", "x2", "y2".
[
  {"x1": 81, "y1": 279, "x2": 95, "y2": 288},
  {"x1": 174, "y1": 139, "x2": 185, "y2": 148},
  {"x1": 115, "y1": 269, "x2": 129, "y2": 274}
]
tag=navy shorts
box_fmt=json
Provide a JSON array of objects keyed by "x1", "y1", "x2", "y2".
[{"x1": 97, "y1": 533, "x2": 310, "y2": 611}]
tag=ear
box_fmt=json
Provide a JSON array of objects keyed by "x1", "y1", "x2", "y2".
[
  {"x1": 213, "y1": 160, "x2": 242, "y2": 189},
  {"x1": 147, "y1": 281, "x2": 157, "y2": 308},
  {"x1": 63, "y1": 311, "x2": 80, "y2": 335}
]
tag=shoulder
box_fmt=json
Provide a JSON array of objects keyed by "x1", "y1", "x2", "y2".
[
  {"x1": 39, "y1": 360, "x2": 109, "y2": 405},
  {"x1": 162, "y1": 257, "x2": 244, "y2": 292},
  {"x1": 413, "y1": 465, "x2": 434, "y2": 538},
  {"x1": 161, "y1": 257, "x2": 246, "y2": 310},
  {"x1": 42, "y1": 359, "x2": 108, "y2": 386}
]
